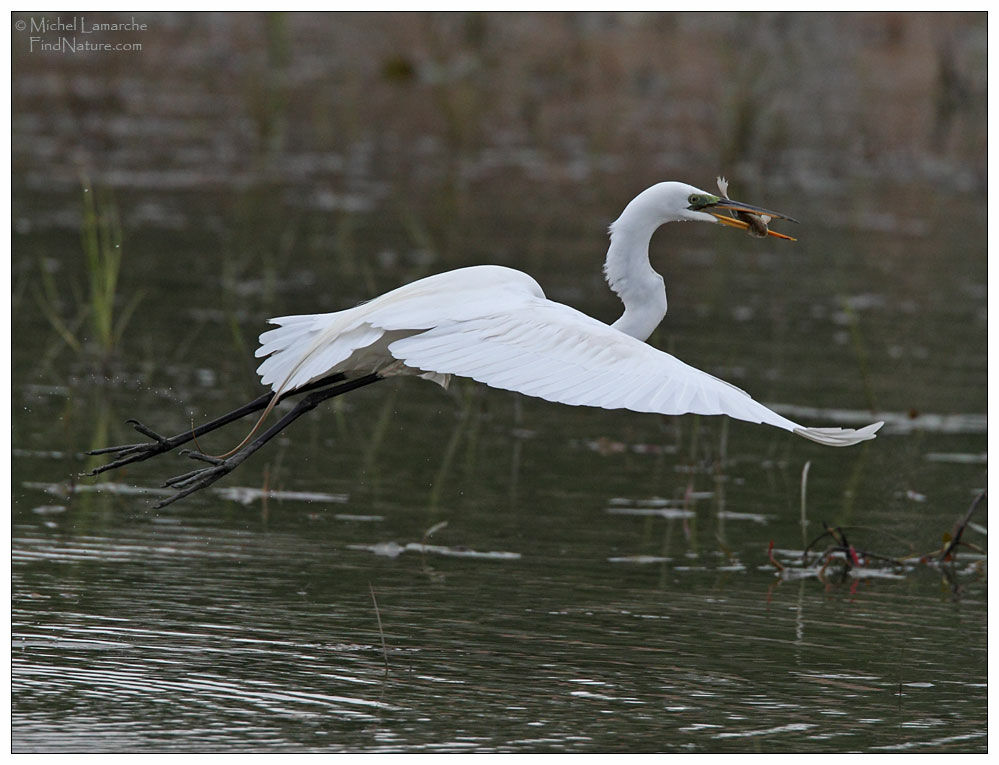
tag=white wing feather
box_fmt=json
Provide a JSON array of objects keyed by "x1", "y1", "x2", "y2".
[
  {"x1": 254, "y1": 266, "x2": 542, "y2": 392},
  {"x1": 255, "y1": 266, "x2": 882, "y2": 446},
  {"x1": 392, "y1": 302, "x2": 783, "y2": 424}
]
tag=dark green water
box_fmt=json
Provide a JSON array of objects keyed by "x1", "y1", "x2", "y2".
[{"x1": 12, "y1": 12, "x2": 986, "y2": 753}]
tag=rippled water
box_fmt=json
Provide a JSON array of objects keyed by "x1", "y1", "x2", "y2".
[
  {"x1": 12, "y1": 12, "x2": 986, "y2": 753},
  {"x1": 11, "y1": 478, "x2": 988, "y2": 753}
]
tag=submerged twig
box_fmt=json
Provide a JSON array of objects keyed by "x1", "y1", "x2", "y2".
[
  {"x1": 767, "y1": 540, "x2": 785, "y2": 572},
  {"x1": 802, "y1": 522, "x2": 906, "y2": 570},
  {"x1": 800, "y1": 461, "x2": 811, "y2": 551},
  {"x1": 369, "y1": 582, "x2": 389, "y2": 676},
  {"x1": 776, "y1": 492, "x2": 986, "y2": 588},
  {"x1": 938, "y1": 490, "x2": 986, "y2": 563}
]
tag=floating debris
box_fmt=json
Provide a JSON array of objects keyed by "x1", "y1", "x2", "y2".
[
  {"x1": 24, "y1": 480, "x2": 175, "y2": 498},
  {"x1": 355, "y1": 541, "x2": 406, "y2": 558},
  {"x1": 24, "y1": 480, "x2": 352, "y2": 507},
  {"x1": 214, "y1": 487, "x2": 349, "y2": 506},
  {"x1": 30, "y1": 505, "x2": 67, "y2": 515},
  {"x1": 348, "y1": 542, "x2": 521, "y2": 561},
  {"x1": 716, "y1": 563, "x2": 747, "y2": 572},
  {"x1": 717, "y1": 510, "x2": 771, "y2": 524},
  {"x1": 609, "y1": 493, "x2": 712, "y2": 508},
  {"x1": 13, "y1": 449, "x2": 68, "y2": 459},
  {"x1": 713, "y1": 722, "x2": 816, "y2": 740},
  {"x1": 924, "y1": 452, "x2": 988, "y2": 464},
  {"x1": 607, "y1": 507, "x2": 696, "y2": 520},
  {"x1": 847, "y1": 568, "x2": 906, "y2": 580},
  {"x1": 332, "y1": 514, "x2": 384, "y2": 523},
  {"x1": 409, "y1": 543, "x2": 521, "y2": 560}
]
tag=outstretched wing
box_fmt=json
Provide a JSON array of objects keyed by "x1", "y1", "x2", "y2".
[
  {"x1": 254, "y1": 266, "x2": 882, "y2": 446},
  {"x1": 388, "y1": 297, "x2": 882, "y2": 446}
]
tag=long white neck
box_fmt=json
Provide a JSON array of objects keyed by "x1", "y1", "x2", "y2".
[{"x1": 604, "y1": 195, "x2": 669, "y2": 341}]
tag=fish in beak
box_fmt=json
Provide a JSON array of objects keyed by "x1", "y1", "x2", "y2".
[{"x1": 691, "y1": 178, "x2": 799, "y2": 241}]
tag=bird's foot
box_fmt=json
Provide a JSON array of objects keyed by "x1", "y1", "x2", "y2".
[
  {"x1": 157, "y1": 450, "x2": 239, "y2": 508},
  {"x1": 177, "y1": 448, "x2": 225, "y2": 466},
  {"x1": 85, "y1": 419, "x2": 179, "y2": 475}
]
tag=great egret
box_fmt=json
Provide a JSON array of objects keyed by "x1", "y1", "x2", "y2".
[{"x1": 90, "y1": 181, "x2": 883, "y2": 506}]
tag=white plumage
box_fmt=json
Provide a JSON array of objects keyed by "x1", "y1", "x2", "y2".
[{"x1": 254, "y1": 182, "x2": 883, "y2": 447}]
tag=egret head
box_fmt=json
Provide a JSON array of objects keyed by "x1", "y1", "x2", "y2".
[{"x1": 617, "y1": 181, "x2": 797, "y2": 241}]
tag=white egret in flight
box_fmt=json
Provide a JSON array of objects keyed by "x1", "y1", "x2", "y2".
[{"x1": 90, "y1": 181, "x2": 882, "y2": 506}]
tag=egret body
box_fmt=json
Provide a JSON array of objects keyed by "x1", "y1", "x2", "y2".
[
  {"x1": 255, "y1": 182, "x2": 882, "y2": 447},
  {"x1": 91, "y1": 181, "x2": 883, "y2": 506}
]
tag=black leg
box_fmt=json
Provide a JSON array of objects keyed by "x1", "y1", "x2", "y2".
[
  {"x1": 86, "y1": 372, "x2": 348, "y2": 475},
  {"x1": 154, "y1": 373, "x2": 382, "y2": 508}
]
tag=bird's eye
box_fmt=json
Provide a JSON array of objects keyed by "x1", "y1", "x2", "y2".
[{"x1": 688, "y1": 194, "x2": 698, "y2": 205}]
